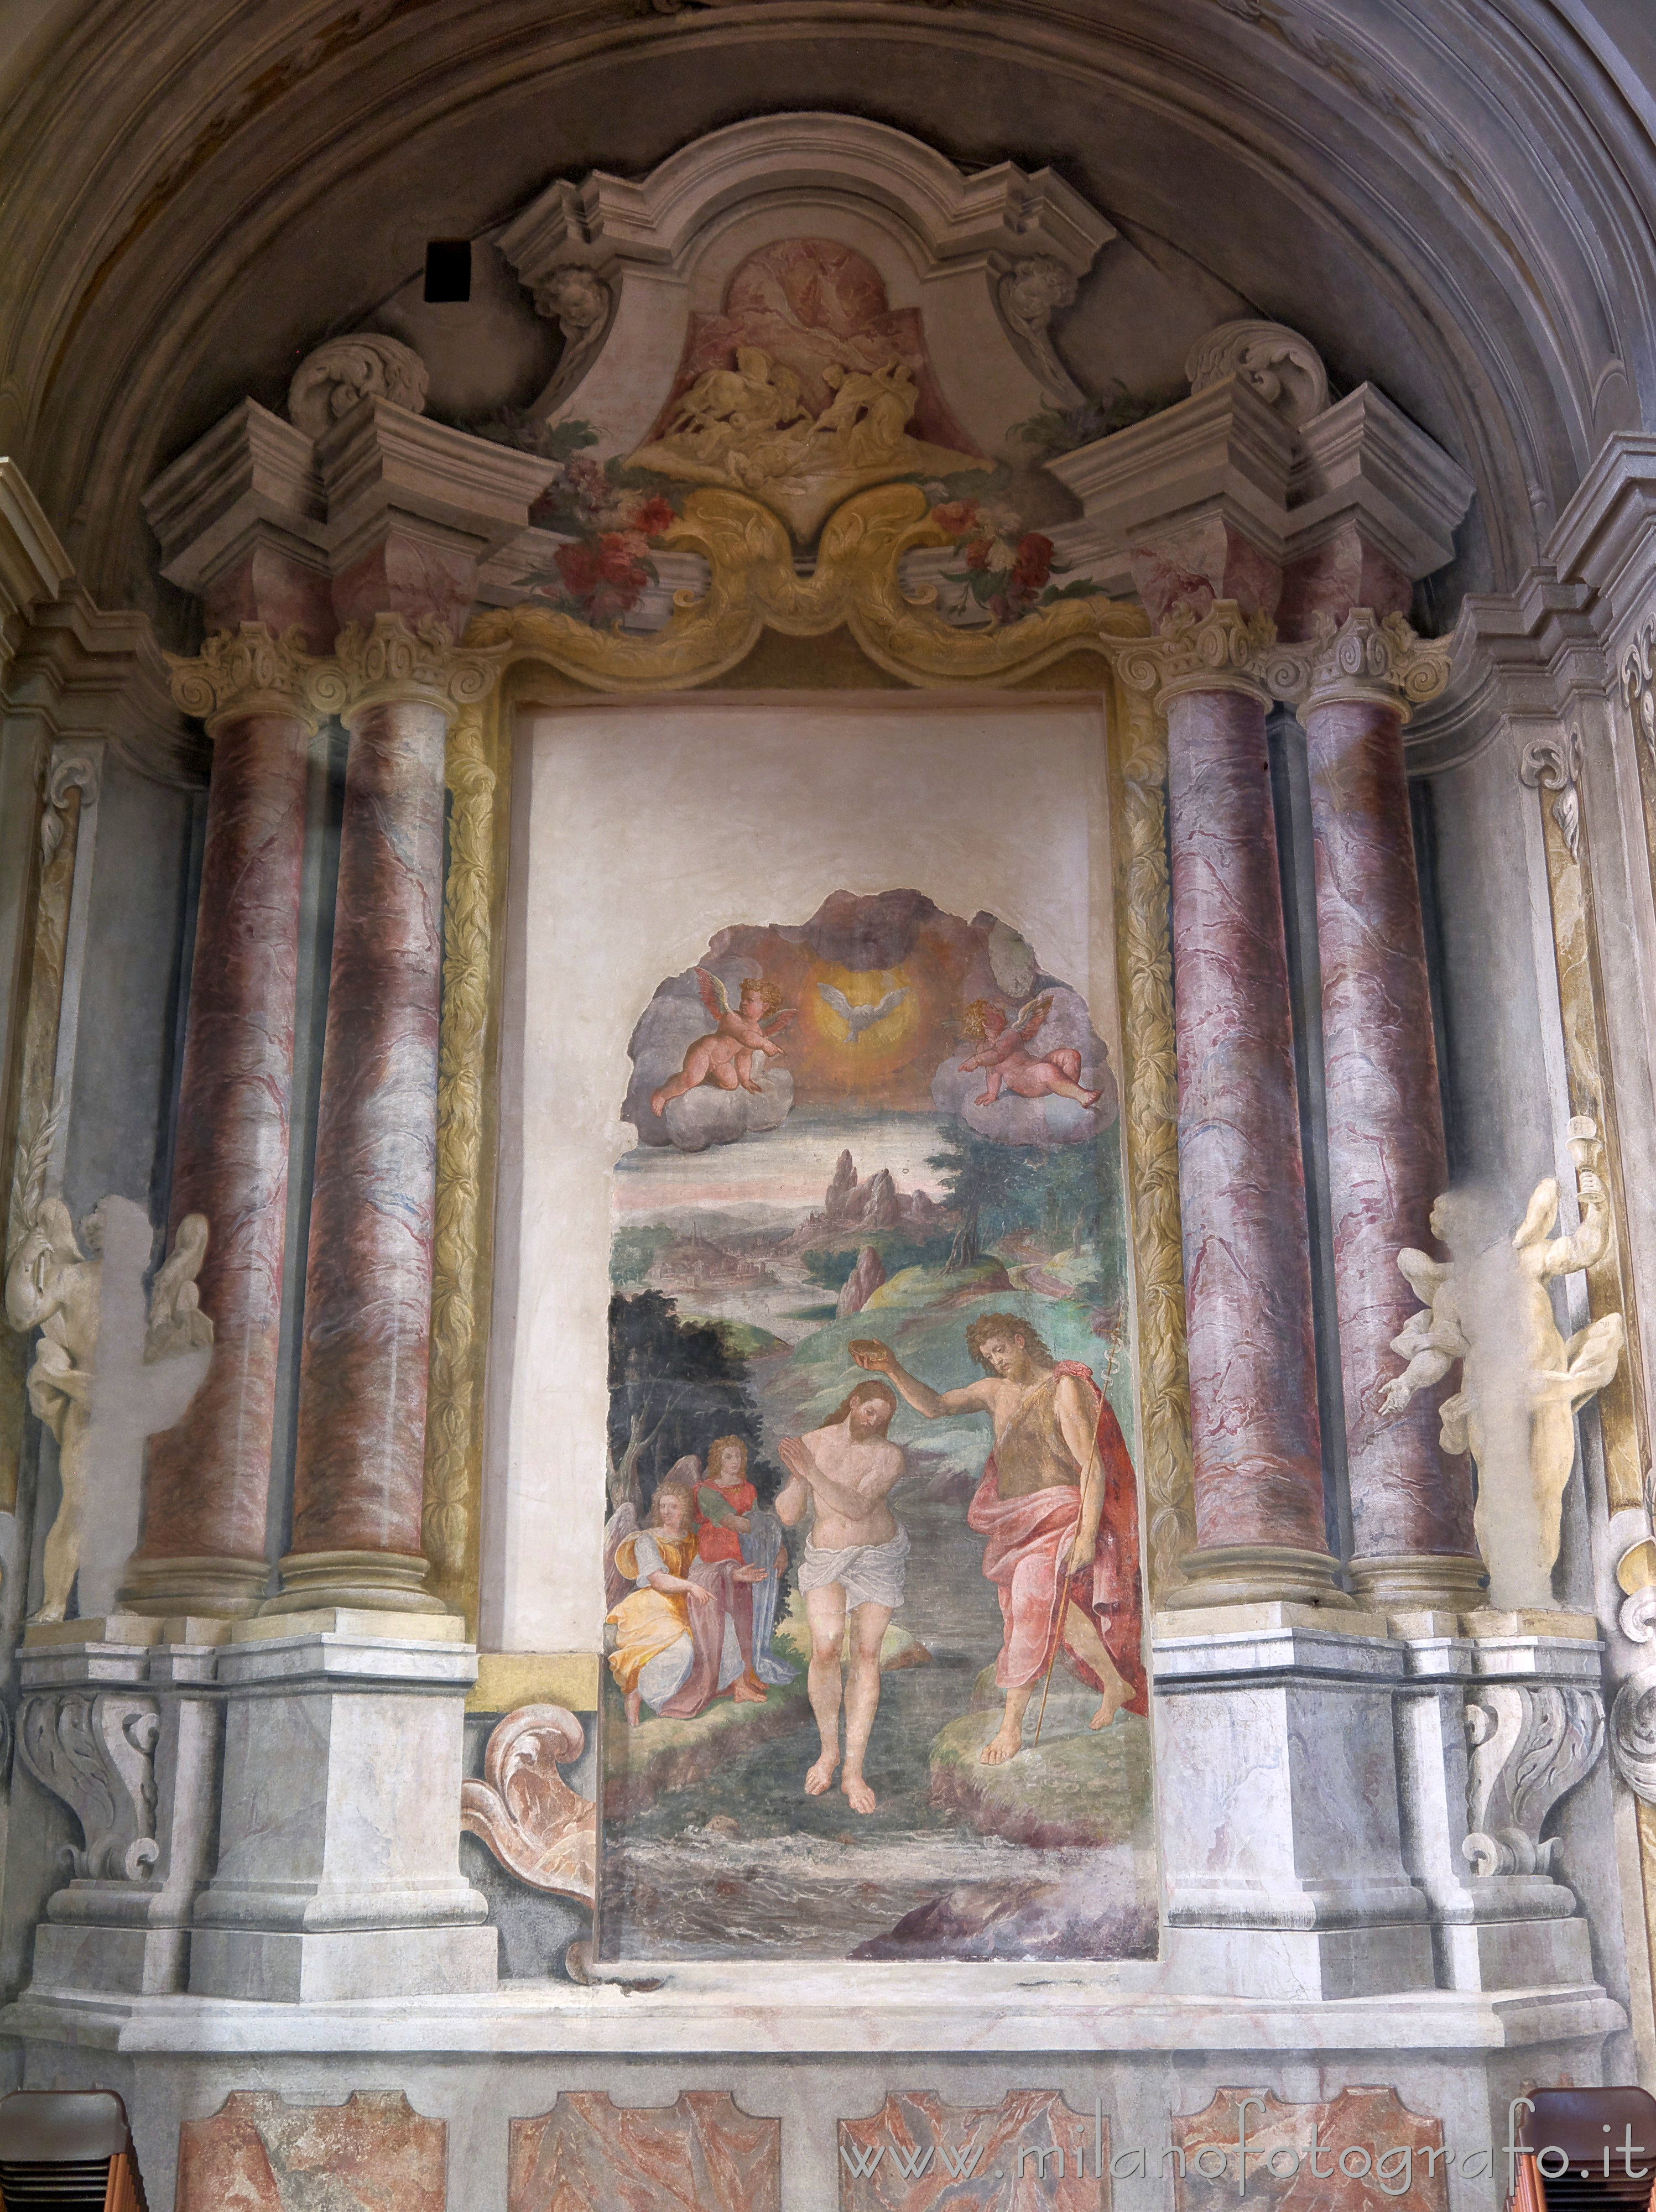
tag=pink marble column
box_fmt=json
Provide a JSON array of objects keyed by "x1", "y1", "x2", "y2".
[
  {"x1": 1303, "y1": 682, "x2": 1481, "y2": 1610},
  {"x1": 1164, "y1": 680, "x2": 1347, "y2": 1606},
  {"x1": 123, "y1": 658, "x2": 314, "y2": 1617},
  {"x1": 273, "y1": 692, "x2": 449, "y2": 1612}
]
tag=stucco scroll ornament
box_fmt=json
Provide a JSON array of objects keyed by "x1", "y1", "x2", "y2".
[
  {"x1": 466, "y1": 481, "x2": 1144, "y2": 691},
  {"x1": 460, "y1": 1704, "x2": 596, "y2": 1906},
  {"x1": 17, "y1": 1689, "x2": 161, "y2": 1883},
  {"x1": 1115, "y1": 599, "x2": 1280, "y2": 706},
  {"x1": 1378, "y1": 1124, "x2": 1624, "y2": 1610},
  {"x1": 287, "y1": 332, "x2": 430, "y2": 439},
  {"x1": 1622, "y1": 624, "x2": 1656, "y2": 766},
  {"x1": 1184, "y1": 317, "x2": 1330, "y2": 426},
  {"x1": 1607, "y1": 1483, "x2": 1656, "y2": 1801},
  {"x1": 164, "y1": 622, "x2": 329, "y2": 734},
  {"x1": 39, "y1": 747, "x2": 100, "y2": 870},
  {"x1": 308, "y1": 613, "x2": 512, "y2": 722},
  {"x1": 997, "y1": 255, "x2": 1085, "y2": 403},
  {"x1": 1268, "y1": 608, "x2": 1454, "y2": 719},
  {"x1": 1462, "y1": 1681, "x2": 1604, "y2": 1879},
  {"x1": 4, "y1": 1113, "x2": 214, "y2": 1622},
  {"x1": 1520, "y1": 729, "x2": 1585, "y2": 863}
]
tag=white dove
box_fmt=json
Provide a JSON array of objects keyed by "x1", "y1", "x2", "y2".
[{"x1": 818, "y1": 982, "x2": 908, "y2": 1041}]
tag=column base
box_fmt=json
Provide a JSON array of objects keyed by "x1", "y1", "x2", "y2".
[
  {"x1": 1160, "y1": 1542, "x2": 1359, "y2": 1610},
  {"x1": 1348, "y1": 1552, "x2": 1488, "y2": 1615},
  {"x1": 1435, "y1": 1914, "x2": 1596, "y2": 1992},
  {"x1": 1168, "y1": 1922, "x2": 1434, "y2": 2001},
  {"x1": 262, "y1": 1548, "x2": 447, "y2": 1614},
  {"x1": 117, "y1": 1552, "x2": 270, "y2": 1618},
  {"x1": 189, "y1": 1925, "x2": 498, "y2": 2003},
  {"x1": 30, "y1": 1923, "x2": 189, "y2": 1999}
]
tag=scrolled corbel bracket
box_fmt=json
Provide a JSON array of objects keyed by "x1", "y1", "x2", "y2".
[
  {"x1": 18, "y1": 1689, "x2": 162, "y2": 1885},
  {"x1": 1519, "y1": 727, "x2": 1585, "y2": 860}
]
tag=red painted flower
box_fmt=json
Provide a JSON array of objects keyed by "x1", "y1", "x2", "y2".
[
  {"x1": 632, "y1": 494, "x2": 676, "y2": 539},
  {"x1": 930, "y1": 499, "x2": 980, "y2": 536},
  {"x1": 596, "y1": 531, "x2": 647, "y2": 585},
  {"x1": 964, "y1": 536, "x2": 994, "y2": 572},
  {"x1": 1012, "y1": 532, "x2": 1054, "y2": 592},
  {"x1": 554, "y1": 541, "x2": 601, "y2": 597}
]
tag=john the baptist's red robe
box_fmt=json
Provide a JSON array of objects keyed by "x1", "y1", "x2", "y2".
[{"x1": 966, "y1": 1361, "x2": 1147, "y2": 1715}]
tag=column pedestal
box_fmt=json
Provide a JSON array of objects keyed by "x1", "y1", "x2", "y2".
[
  {"x1": 17, "y1": 1625, "x2": 226, "y2": 1997},
  {"x1": 1393, "y1": 1618, "x2": 1604, "y2": 1991},
  {"x1": 188, "y1": 1615, "x2": 495, "y2": 2002},
  {"x1": 1154, "y1": 1605, "x2": 1435, "y2": 1998}
]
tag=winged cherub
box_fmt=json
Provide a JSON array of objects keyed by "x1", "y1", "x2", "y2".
[
  {"x1": 959, "y1": 996, "x2": 1104, "y2": 1108},
  {"x1": 650, "y1": 970, "x2": 798, "y2": 1119},
  {"x1": 817, "y1": 982, "x2": 908, "y2": 1044}
]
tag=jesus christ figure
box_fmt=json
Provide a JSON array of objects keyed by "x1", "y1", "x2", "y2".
[
  {"x1": 776, "y1": 1379, "x2": 908, "y2": 1815},
  {"x1": 853, "y1": 1316, "x2": 1144, "y2": 1764}
]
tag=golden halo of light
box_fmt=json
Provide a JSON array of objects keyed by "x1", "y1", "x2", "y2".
[{"x1": 801, "y1": 961, "x2": 922, "y2": 1091}]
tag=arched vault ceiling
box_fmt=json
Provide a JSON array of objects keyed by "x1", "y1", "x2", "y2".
[{"x1": 2, "y1": 0, "x2": 1652, "y2": 623}]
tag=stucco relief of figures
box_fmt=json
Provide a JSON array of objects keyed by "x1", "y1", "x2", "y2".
[
  {"x1": 3, "y1": 1110, "x2": 213, "y2": 1621},
  {"x1": 1380, "y1": 1117, "x2": 1624, "y2": 1610}
]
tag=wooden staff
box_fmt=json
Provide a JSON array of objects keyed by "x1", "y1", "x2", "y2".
[{"x1": 1033, "y1": 1327, "x2": 1122, "y2": 1750}]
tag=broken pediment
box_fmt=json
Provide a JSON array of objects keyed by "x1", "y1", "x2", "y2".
[{"x1": 497, "y1": 112, "x2": 1115, "y2": 545}]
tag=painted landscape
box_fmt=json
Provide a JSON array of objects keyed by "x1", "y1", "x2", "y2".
[{"x1": 598, "y1": 890, "x2": 1157, "y2": 1963}]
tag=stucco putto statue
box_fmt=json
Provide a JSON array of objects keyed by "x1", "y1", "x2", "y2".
[
  {"x1": 1379, "y1": 1119, "x2": 1624, "y2": 1610},
  {"x1": 4, "y1": 1117, "x2": 215, "y2": 1623}
]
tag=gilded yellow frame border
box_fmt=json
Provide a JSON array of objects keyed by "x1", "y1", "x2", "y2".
[{"x1": 426, "y1": 481, "x2": 1196, "y2": 1642}]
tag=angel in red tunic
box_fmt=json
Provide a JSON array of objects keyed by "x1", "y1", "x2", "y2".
[
  {"x1": 852, "y1": 1312, "x2": 1144, "y2": 1765},
  {"x1": 650, "y1": 969, "x2": 798, "y2": 1118}
]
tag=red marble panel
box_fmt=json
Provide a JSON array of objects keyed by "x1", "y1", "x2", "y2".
[
  {"x1": 1173, "y1": 2087, "x2": 1449, "y2": 2212},
  {"x1": 509, "y1": 2090, "x2": 780, "y2": 2212},
  {"x1": 1305, "y1": 697, "x2": 1476, "y2": 1562},
  {"x1": 331, "y1": 534, "x2": 478, "y2": 640},
  {"x1": 1127, "y1": 521, "x2": 1283, "y2": 628},
  {"x1": 176, "y1": 2089, "x2": 445, "y2": 2210},
  {"x1": 290, "y1": 696, "x2": 447, "y2": 1558},
  {"x1": 1277, "y1": 531, "x2": 1411, "y2": 640},
  {"x1": 1167, "y1": 686, "x2": 1327, "y2": 1553},
  {"x1": 840, "y1": 2091, "x2": 1108, "y2": 2211},
  {"x1": 141, "y1": 709, "x2": 310, "y2": 1569},
  {"x1": 204, "y1": 546, "x2": 336, "y2": 653}
]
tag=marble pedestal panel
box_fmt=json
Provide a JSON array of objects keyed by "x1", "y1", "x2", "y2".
[
  {"x1": 187, "y1": 1613, "x2": 496, "y2": 2002},
  {"x1": 17, "y1": 1623, "x2": 226, "y2": 1999},
  {"x1": 1153, "y1": 1604, "x2": 1435, "y2": 1999},
  {"x1": 1393, "y1": 1618, "x2": 1605, "y2": 1992}
]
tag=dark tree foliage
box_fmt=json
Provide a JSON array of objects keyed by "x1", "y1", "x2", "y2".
[
  {"x1": 606, "y1": 1291, "x2": 776, "y2": 1511},
  {"x1": 928, "y1": 1119, "x2": 1124, "y2": 1299}
]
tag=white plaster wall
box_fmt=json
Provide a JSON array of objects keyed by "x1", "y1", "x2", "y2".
[{"x1": 482, "y1": 692, "x2": 1117, "y2": 1653}]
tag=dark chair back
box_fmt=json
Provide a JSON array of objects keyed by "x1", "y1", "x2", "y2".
[{"x1": 0, "y1": 2090, "x2": 148, "y2": 2211}]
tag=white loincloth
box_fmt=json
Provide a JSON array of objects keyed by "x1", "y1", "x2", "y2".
[{"x1": 798, "y1": 1524, "x2": 909, "y2": 1611}]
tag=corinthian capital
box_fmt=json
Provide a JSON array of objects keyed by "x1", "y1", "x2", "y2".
[
  {"x1": 165, "y1": 623, "x2": 329, "y2": 733},
  {"x1": 1116, "y1": 599, "x2": 1281, "y2": 707},
  {"x1": 308, "y1": 613, "x2": 512, "y2": 724},
  {"x1": 1272, "y1": 608, "x2": 1454, "y2": 721}
]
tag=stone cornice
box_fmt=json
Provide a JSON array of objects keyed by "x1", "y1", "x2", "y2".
[
  {"x1": 1268, "y1": 608, "x2": 1454, "y2": 721},
  {"x1": 4, "y1": 588, "x2": 203, "y2": 790},
  {"x1": 0, "y1": 457, "x2": 71, "y2": 663},
  {"x1": 1403, "y1": 566, "x2": 1607, "y2": 777},
  {"x1": 1116, "y1": 599, "x2": 1280, "y2": 707},
  {"x1": 1546, "y1": 434, "x2": 1656, "y2": 648}
]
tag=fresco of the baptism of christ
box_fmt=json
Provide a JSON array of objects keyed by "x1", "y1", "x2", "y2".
[{"x1": 599, "y1": 888, "x2": 1157, "y2": 1964}]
